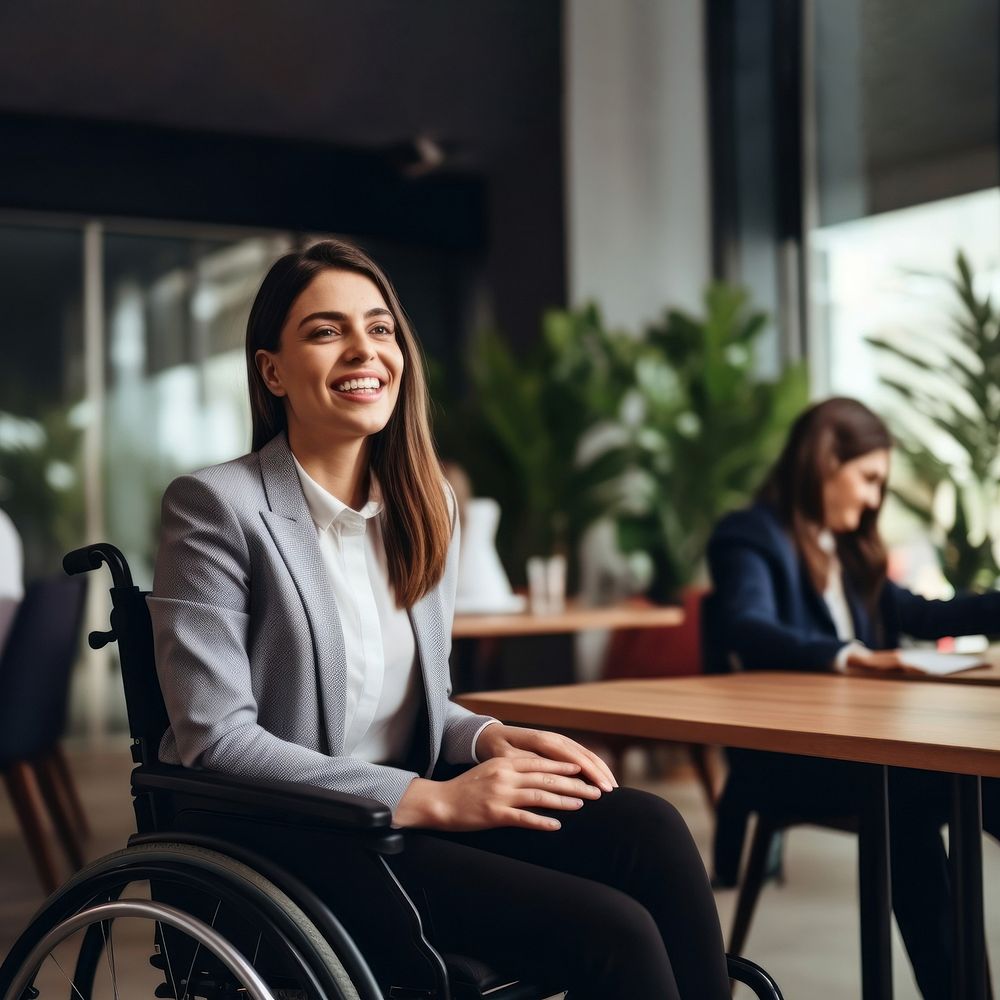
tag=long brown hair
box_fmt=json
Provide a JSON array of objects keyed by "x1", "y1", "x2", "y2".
[
  {"x1": 757, "y1": 397, "x2": 893, "y2": 612},
  {"x1": 245, "y1": 239, "x2": 450, "y2": 608}
]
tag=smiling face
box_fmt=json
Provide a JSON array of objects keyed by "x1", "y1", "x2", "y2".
[
  {"x1": 254, "y1": 268, "x2": 405, "y2": 445},
  {"x1": 821, "y1": 448, "x2": 890, "y2": 532}
]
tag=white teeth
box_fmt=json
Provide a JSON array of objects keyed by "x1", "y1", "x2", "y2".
[{"x1": 335, "y1": 377, "x2": 382, "y2": 392}]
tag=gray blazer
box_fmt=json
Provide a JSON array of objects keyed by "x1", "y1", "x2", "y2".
[{"x1": 149, "y1": 432, "x2": 495, "y2": 813}]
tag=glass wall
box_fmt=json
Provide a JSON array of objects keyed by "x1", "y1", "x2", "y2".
[
  {"x1": 0, "y1": 216, "x2": 292, "y2": 735},
  {"x1": 805, "y1": 0, "x2": 1000, "y2": 607},
  {"x1": 0, "y1": 224, "x2": 86, "y2": 579},
  {"x1": 102, "y1": 230, "x2": 290, "y2": 584},
  {"x1": 807, "y1": 0, "x2": 999, "y2": 401}
]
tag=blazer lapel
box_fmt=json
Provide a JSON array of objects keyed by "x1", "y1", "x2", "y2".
[
  {"x1": 257, "y1": 434, "x2": 348, "y2": 756},
  {"x1": 408, "y1": 593, "x2": 445, "y2": 777},
  {"x1": 799, "y1": 561, "x2": 839, "y2": 636}
]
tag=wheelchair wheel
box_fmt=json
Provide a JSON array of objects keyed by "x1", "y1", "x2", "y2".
[
  {"x1": 4, "y1": 900, "x2": 275, "y2": 1000},
  {"x1": 0, "y1": 842, "x2": 368, "y2": 1000}
]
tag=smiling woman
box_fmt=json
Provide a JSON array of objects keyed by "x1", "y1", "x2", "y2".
[
  {"x1": 243, "y1": 242, "x2": 448, "y2": 608},
  {"x1": 255, "y1": 273, "x2": 405, "y2": 495},
  {"x1": 148, "y1": 238, "x2": 732, "y2": 999}
]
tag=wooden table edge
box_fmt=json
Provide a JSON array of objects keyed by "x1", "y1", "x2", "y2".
[
  {"x1": 452, "y1": 603, "x2": 684, "y2": 638},
  {"x1": 456, "y1": 687, "x2": 1000, "y2": 779}
]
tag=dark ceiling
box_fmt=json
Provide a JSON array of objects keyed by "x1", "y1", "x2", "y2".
[
  {"x1": 0, "y1": 0, "x2": 561, "y2": 169},
  {"x1": 0, "y1": 1, "x2": 567, "y2": 352},
  {"x1": 863, "y1": 0, "x2": 997, "y2": 175}
]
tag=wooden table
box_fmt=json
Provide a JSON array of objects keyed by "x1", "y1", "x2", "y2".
[
  {"x1": 458, "y1": 673, "x2": 1000, "y2": 1000},
  {"x1": 452, "y1": 599, "x2": 684, "y2": 638},
  {"x1": 847, "y1": 658, "x2": 1000, "y2": 687},
  {"x1": 451, "y1": 600, "x2": 685, "y2": 694}
]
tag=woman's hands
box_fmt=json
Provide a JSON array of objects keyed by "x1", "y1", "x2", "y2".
[
  {"x1": 392, "y1": 725, "x2": 617, "y2": 832},
  {"x1": 475, "y1": 723, "x2": 618, "y2": 793},
  {"x1": 393, "y1": 757, "x2": 603, "y2": 832},
  {"x1": 846, "y1": 648, "x2": 918, "y2": 673}
]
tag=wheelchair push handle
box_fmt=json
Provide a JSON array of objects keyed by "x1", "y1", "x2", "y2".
[{"x1": 63, "y1": 543, "x2": 134, "y2": 590}]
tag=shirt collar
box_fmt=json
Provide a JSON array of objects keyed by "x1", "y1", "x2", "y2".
[
  {"x1": 817, "y1": 528, "x2": 836, "y2": 555},
  {"x1": 291, "y1": 455, "x2": 383, "y2": 533}
]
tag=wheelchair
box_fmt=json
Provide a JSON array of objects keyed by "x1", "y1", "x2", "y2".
[{"x1": 1, "y1": 543, "x2": 784, "y2": 1000}]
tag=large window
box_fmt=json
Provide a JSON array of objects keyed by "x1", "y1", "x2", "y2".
[
  {"x1": 710, "y1": 0, "x2": 1000, "y2": 602},
  {"x1": 101, "y1": 229, "x2": 290, "y2": 583},
  {"x1": 806, "y1": 0, "x2": 999, "y2": 400},
  {"x1": 0, "y1": 224, "x2": 86, "y2": 578},
  {"x1": 0, "y1": 218, "x2": 288, "y2": 735}
]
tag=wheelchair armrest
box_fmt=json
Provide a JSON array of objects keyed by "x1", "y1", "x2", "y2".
[{"x1": 131, "y1": 763, "x2": 402, "y2": 844}]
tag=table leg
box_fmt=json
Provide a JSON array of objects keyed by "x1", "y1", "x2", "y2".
[
  {"x1": 859, "y1": 764, "x2": 893, "y2": 1000},
  {"x1": 950, "y1": 774, "x2": 987, "y2": 1000}
]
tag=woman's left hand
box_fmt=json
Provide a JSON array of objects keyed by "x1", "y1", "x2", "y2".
[{"x1": 475, "y1": 724, "x2": 618, "y2": 793}]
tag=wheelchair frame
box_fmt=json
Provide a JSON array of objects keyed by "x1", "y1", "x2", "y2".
[{"x1": 0, "y1": 543, "x2": 783, "y2": 1000}]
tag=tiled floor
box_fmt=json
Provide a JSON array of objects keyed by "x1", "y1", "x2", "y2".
[{"x1": 2, "y1": 740, "x2": 998, "y2": 998}]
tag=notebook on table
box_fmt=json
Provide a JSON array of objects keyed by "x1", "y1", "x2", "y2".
[{"x1": 896, "y1": 650, "x2": 988, "y2": 676}]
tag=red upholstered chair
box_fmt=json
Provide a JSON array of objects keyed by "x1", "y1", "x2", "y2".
[{"x1": 601, "y1": 587, "x2": 719, "y2": 809}]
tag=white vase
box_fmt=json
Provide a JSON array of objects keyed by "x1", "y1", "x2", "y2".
[{"x1": 455, "y1": 498, "x2": 525, "y2": 614}]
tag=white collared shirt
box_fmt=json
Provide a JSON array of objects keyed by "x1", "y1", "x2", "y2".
[
  {"x1": 292, "y1": 457, "x2": 421, "y2": 766},
  {"x1": 818, "y1": 529, "x2": 864, "y2": 670}
]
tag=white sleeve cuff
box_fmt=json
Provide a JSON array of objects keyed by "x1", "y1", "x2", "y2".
[
  {"x1": 471, "y1": 719, "x2": 502, "y2": 762},
  {"x1": 834, "y1": 641, "x2": 866, "y2": 672}
]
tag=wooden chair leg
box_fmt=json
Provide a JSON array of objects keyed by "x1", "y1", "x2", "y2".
[
  {"x1": 34, "y1": 752, "x2": 85, "y2": 869},
  {"x1": 687, "y1": 743, "x2": 718, "y2": 813},
  {"x1": 3, "y1": 761, "x2": 61, "y2": 894},
  {"x1": 729, "y1": 814, "x2": 780, "y2": 958},
  {"x1": 50, "y1": 744, "x2": 89, "y2": 838}
]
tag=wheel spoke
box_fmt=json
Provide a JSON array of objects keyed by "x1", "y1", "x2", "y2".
[
  {"x1": 47, "y1": 952, "x2": 88, "y2": 1000},
  {"x1": 181, "y1": 899, "x2": 221, "y2": 1000},
  {"x1": 156, "y1": 920, "x2": 180, "y2": 1000},
  {"x1": 99, "y1": 919, "x2": 120, "y2": 1000}
]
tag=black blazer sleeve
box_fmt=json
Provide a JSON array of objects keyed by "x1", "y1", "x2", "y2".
[
  {"x1": 882, "y1": 582, "x2": 1000, "y2": 643},
  {"x1": 707, "y1": 510, "x2": 845, "y2": 671}
]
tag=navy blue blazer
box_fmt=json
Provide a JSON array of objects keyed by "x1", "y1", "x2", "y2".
[{"x1": 706, "y1": 503, "x2": 1000, "y2": 672}]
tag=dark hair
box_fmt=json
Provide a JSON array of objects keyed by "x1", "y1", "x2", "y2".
[
  {"x1": 245, "y1": 239, "x2": 450, "y2": 608},
  {"x1": 758, "y1": 397, "x2": 893, "y2": 612}
]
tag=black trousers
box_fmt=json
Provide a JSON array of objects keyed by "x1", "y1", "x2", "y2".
[
  {"x1": 388, "y1": 786, "x2": 730, "y2": 1000},
  {"x1": 716, "y1": 751, "x2": 1000, "y2": 1000}
]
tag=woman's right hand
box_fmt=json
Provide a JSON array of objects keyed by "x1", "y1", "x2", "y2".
[
  {"x1": 846, "y1": 648, "x2": 912, "y2": 672},
  {"x1": 393, "y1": 757, "x2": 604, "y2": 832}
]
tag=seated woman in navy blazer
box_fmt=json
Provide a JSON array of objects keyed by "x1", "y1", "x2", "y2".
[
  {"x1": 707, "y1": 396, "x2": 1000, "y2": 999},
  {"x1": 151, "y1": 239, "x2": 730, "y2": 1000}
]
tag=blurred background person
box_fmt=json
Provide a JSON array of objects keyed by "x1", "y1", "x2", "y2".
[
  {"x1": 708, "y1": 397, "x2": 1000, "y2": 998},
  {"x1": 0, "y1": 504, "x2": 24, "y2": 654}
]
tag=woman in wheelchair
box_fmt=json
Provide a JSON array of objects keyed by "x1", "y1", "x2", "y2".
[{"x1": 137, "y1": 239, "x2": 733, "y2": 1000}]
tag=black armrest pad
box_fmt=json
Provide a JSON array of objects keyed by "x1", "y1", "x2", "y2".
[{"x1": 132, "y1": 764, "x2": 395, "y2": 833}]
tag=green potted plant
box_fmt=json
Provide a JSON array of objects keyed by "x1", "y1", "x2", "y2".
[
  {"x1": 0, "y1": 407, "x2": 85, "y2": 578},
  {"x1": 432, "y1": 304, "x2": 639, "y2": 585},
  {"x1": 598, "y1": 284, "x2": 808, "y2": 599},
  {"x1": 433, "y1": 284, "x2": 806, "y2": 601},
  {"x1": 867, "y1": 251, "x2": 1000, "y2": 591}
]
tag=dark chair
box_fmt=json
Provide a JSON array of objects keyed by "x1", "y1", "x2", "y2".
[
  {"x1": 703, "y1": 591, "x2": 866, "y2": 959},
  {"x1": 0, "y1": 574, "x2": 89, "y2": 893},
  {"x1": 715, "y1": 747, "x2": 859, "y2": 956},
  {"x1": 0, "y1": 545, "x2": 785, "y2": 1000}
]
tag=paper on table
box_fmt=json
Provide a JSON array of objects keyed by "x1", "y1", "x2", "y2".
[{"x1": 896, "y1": 650, "x2": 987, "y2": 676}]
